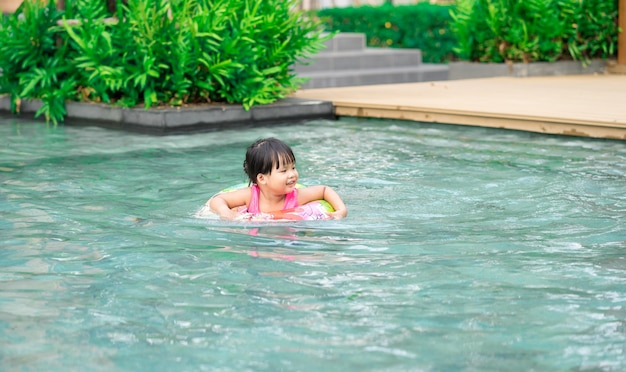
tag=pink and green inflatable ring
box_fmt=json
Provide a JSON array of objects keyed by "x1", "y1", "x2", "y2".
[{"x1": 213, "y1": 183, "x2": 334, "y2": 221}]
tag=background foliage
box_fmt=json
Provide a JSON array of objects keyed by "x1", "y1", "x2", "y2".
[
  {"x1": 0, "y1": 0, "x2": 327, "y2": 124},
  {"x1": 316, "y1": 3, "x2": 456, "y2": 63},
  {"x1": 450, "y1": 0, "x2": 619, "y2": 63},
  {"x1": 316, "y1": 0, "x2": 618, "y2": 65}
]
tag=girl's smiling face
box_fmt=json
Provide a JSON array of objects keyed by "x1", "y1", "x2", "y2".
[{"x1": 258, "y1": 160, "x2": 298, "y2": 195}]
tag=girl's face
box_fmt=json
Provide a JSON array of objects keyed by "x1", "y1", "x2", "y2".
[{"x1": 258, "y1": 161, "x2": 298, "y2": 195}]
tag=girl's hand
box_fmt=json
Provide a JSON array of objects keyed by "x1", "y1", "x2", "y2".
[
  {"x1": 298, "y1": 186, "x2": 348, "y2": 220},
  {"x1": 327, "y1": 209, "x2": 347, "y2": 220},
  {"x1": 218, "y1": 209, "x2": 241, "y2": 221}
]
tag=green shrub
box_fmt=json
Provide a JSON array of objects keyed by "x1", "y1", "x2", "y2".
[
  {"x1": 0, "y1": 0, "x2": 71, "y2": 123},
  {"x1": 566, "y1": 0, "x2": 618, "y2": 61},
  {"x1": 0, "y1": 0, "x2": 328, "y2": 124},
  {"x1": 316, "y1": 3, "x2": 456, "y2": 63},
  {"x1": 450, "y1": 0, "x2": 618, "y2": 63}
]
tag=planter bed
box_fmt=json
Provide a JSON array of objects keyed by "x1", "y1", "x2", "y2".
[{"x1": 449, "y1": 60, "x2": 607, "y2": 80}]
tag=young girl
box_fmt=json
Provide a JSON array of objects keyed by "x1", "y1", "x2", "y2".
[{"x1": 207, "y1": 137, "x2": 347, "y2": 220}]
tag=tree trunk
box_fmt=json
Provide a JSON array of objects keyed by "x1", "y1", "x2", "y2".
[{"x1": 617, "y1": 0, "x2": 626, "y2": 65}]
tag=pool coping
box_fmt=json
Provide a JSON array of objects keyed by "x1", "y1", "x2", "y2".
[{"x1": 0, "y1": 95, "x2": 335, "y2": 133}]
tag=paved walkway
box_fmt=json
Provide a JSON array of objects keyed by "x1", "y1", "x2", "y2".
[{"x1": 292, "y1": 74, "x2": 626, "y2": 140}]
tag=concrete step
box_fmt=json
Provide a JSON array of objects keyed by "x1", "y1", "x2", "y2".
[
  {"x1": 294, "y1": 48, "x2": 423, "y2": 73},
  {"x1": 298, "y1": 64, "x2": 449, "y2": 89},
  {"x1": 320, "y1": 32, "x2": 366, "y2": 53},
  {"x1": 294, "y1": 32, "x2": 441, "y2": 89}
]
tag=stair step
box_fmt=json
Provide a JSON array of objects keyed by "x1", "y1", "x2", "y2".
[
  {"x1": 295, "y1": 48, "x2": 423, "y2": 73},
  {"x1": 298, "y1": 64, "x2": 449, "y2": 89},
  {"x1": 295, "y1": 32, "x2": 439, "y2": 89},
  {"x1": 320, "y1": 32, "x2": 366, "y2": 53}
]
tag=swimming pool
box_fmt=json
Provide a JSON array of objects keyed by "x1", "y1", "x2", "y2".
[{"x1": 1, "y1": 116, "x2": 625, "y2": 370}]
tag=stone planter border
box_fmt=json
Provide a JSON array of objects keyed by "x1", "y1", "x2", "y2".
[{"x1": 0, "y1": 96, "x2": 335, "y2": 133}]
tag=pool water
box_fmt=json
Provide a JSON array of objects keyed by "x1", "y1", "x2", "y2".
[{"x1": 1, "y1": 116, "x2": 625, "y2": 371}]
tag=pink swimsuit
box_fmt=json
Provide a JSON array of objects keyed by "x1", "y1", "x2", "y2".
[{"x1": 246, "y1": 184, "x2": 298, "y2": 213}]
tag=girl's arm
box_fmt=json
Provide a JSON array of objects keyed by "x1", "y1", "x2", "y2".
[
  {"x1": 299, "y1": 185, "x2": 348, "y2": 219},
  {"x1": 208, "y1": 188, "x2": 250, "y2": 220}
]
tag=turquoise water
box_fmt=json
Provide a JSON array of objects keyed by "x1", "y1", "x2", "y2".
[{"x1": 1, "y1": 116, "x2": 625, "y2": 371}]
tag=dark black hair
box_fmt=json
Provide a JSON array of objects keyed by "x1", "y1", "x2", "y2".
[{"x1": 243, "y1": 138, "x2": 296, "y2": 185}]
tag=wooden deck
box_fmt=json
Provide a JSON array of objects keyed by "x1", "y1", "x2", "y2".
[{"x1": 292, "y1": 74, "x2": 626, "y2": 140}]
